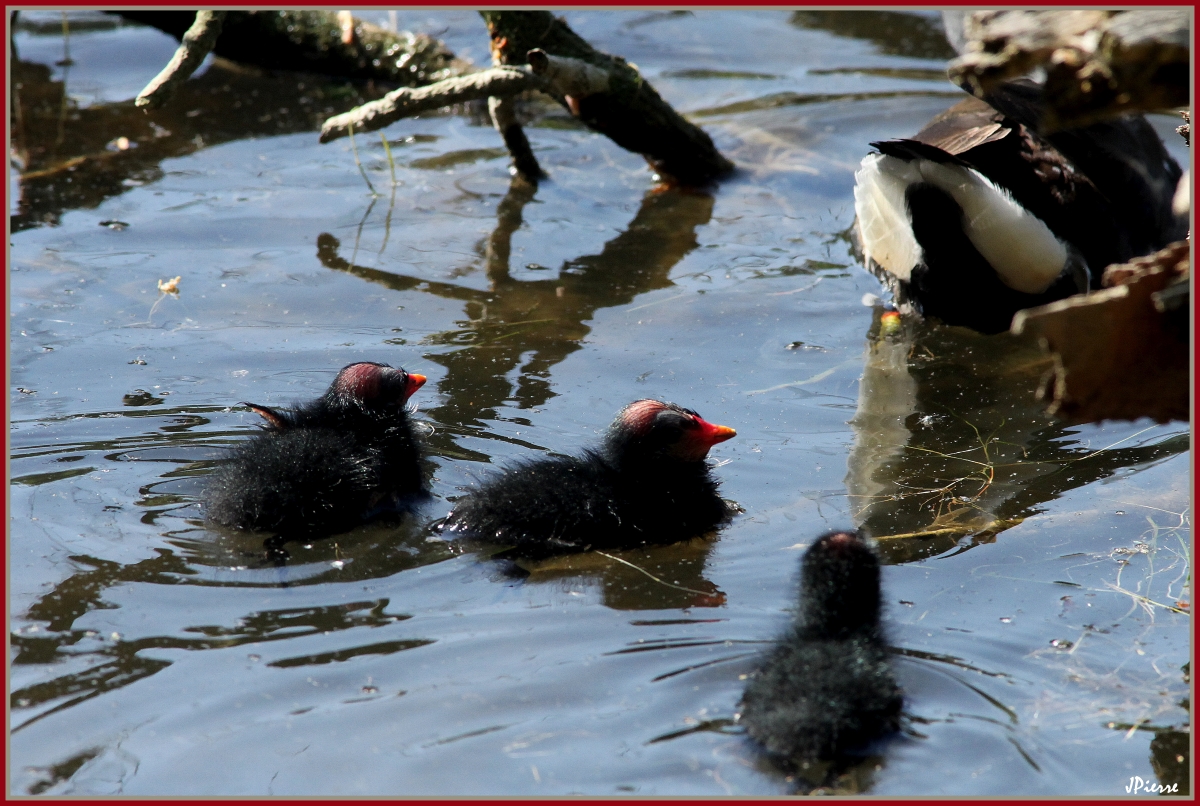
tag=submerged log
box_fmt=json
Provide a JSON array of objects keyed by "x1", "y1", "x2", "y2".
[{"x1": 949, "y1": 9, "x2": 1189, "y2": 131}]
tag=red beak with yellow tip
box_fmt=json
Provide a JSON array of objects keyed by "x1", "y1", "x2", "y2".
[
  {"x1": 404, "y1": 373, "x2": 427, "y2": 400},
  {"x1": 694, "y1": 415, "x2": 737, "y2": 447}
]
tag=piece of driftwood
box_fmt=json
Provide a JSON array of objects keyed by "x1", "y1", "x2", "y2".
[
  {"x1": 949, "y1": 9, "x2": 1189, "y2": 131},
  {"x1": 118, "y1": 11, "x2": 461, "y2": 88},
  {"x1": 1011, "y1": 240, "x2": 1190, "y2": 424},
  {"x1": 480, "y1": 11, "x2": 733, "y2": 185},
  {"x1": 135, "y1": 10, "x2": 225, "y2": 110}
]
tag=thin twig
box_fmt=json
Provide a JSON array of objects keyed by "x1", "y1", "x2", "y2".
[
  {"x1": 872, "y1": 526, "x2": 979, "y2": 541},
  {"x1": 379, "y1": 183, "x2": 397, "y2": 255},
  {"x1": 350, "y1": 194, "x2": 378, "y2": 266},
  {"x1": 1102, "y1": 580, "x2": 1190, "y2": 616},
  {"x1": 744, "y1": 358, "x2": 859, "y2": 395},
  {"x1": 57, "y1": 11, "x2": 73, "y2": 66},
  {"x1": 873, "y1": 518, "x2": 1023, "y2": 541},
  {"x1": 1069, "y1": 425, "x2": 1162, "y2": 463},
  {"x1": 905, "y1": 444, "x2": 993, "y2": 469},
  {"x1": 594, "y1": 551, "x2": 714, "y2": 597}
]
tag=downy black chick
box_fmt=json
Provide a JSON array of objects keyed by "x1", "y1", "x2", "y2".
[
  {"x1": 204, "y1": 362, "x2": 426, "y2": 538},
  {"x1": 440, "y1": 399, "x2": 737, "y2": 558},
  {"x1": 740, "y1": 530, "x2": 903, "y2": 764}
]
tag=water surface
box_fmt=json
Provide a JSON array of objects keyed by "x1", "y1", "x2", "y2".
[{"x1": 9, "y1": 9, "x2": 1191, "y2": 796}]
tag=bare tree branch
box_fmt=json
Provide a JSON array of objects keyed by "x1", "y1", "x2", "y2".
[
  {"x1": 481, "y1": 11, "x2": 734, "y2": 185},
  {"x1": 481, "y1": 50, "x2": 608, "y2": 181},
  {"x1": 135, "y1": 10, "x2": 226, "y2": 110},
  {"x1": 319, "y1": 67, "x2": 544, "y2": 143}
]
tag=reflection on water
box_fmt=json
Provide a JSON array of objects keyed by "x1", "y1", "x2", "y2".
[
  {"x1": 516, "y1": 538, "x2": 726, "y2": 611},
  {"x1": 788, "y1": 10, "x2": 956, "y2": 60},
  {"x1": 9, "y1": 176, "x2": 721, "y2": 730},
  {"x1": 11, "y1": 595, "x2": 421, "y2": 733},
  {"x1": 846, "y1": 308, "x2": 1189, "y2": 564},
  {"x1": 11, "y1": 55, "x2": 381, "y2": 231},
  {"x1": 1150, "y1": 720, "x2": 1190, "y2": 796},
  {"x1": 317, "y1": 182, "x2": 714, "y2": 437},
  {"x1": 315, "y1": 181, "x2": 729, "y2": 608}
]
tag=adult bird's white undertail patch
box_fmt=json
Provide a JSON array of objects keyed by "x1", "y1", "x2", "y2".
[
  {"x1": 917, "y1": 160, "x2": 1067, "y2": 294},
  {"x1": 854, "y1": 152, "x2": 1070, "y2": 295},
  {"x1": 854, "y1": 154, "x2": 922, "y2": 282}
]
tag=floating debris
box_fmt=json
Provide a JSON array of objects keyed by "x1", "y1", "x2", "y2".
[
  {"x1": 157, "y1": 275, "x2": 182, "y2": 295},
  {"x1": 122, "y1": 389, "x2": 164, "y2": 406}
]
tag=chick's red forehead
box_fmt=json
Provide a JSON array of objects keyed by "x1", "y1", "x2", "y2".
[
  {"x1": 823, "y1": 531, "x2": 861, "y2": 549},
  {"x1": 336, "y1": 363, "x2": 384, "y2": 399},
  {"x1": 621, "y1": 399, "x2": 670, "y2": 433}
]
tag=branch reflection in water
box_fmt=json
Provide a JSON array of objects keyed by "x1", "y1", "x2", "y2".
[{"x1": 317, "y1": 178, "x2": 726, "y2": 609}]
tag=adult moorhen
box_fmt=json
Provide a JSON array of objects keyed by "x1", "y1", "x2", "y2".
[{"x1": 854, "y1": 79, "x2": 1184, "y2": 333}]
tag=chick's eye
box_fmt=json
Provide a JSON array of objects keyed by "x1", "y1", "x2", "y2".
[{"x1": 655, "y1": 411, "x2": 694, "y2": 432}]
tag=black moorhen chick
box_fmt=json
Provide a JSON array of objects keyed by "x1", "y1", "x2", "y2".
[
  {"x1": 440, "y1": 399, "x2": 737, "y2": 558},
  {"x1": 854, "y1": 79, "x2": 1184, "y2": 333},
  {"x1": 740, "y1": 530, "x2": 902, "y2": 765},
  {"x1": 204, "y1": 362, "x2": 427, "y2": 538}
]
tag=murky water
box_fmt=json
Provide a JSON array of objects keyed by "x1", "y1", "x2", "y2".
[{"x1": 9, "y1": 10, "x2": 1191, "y2": 796}]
